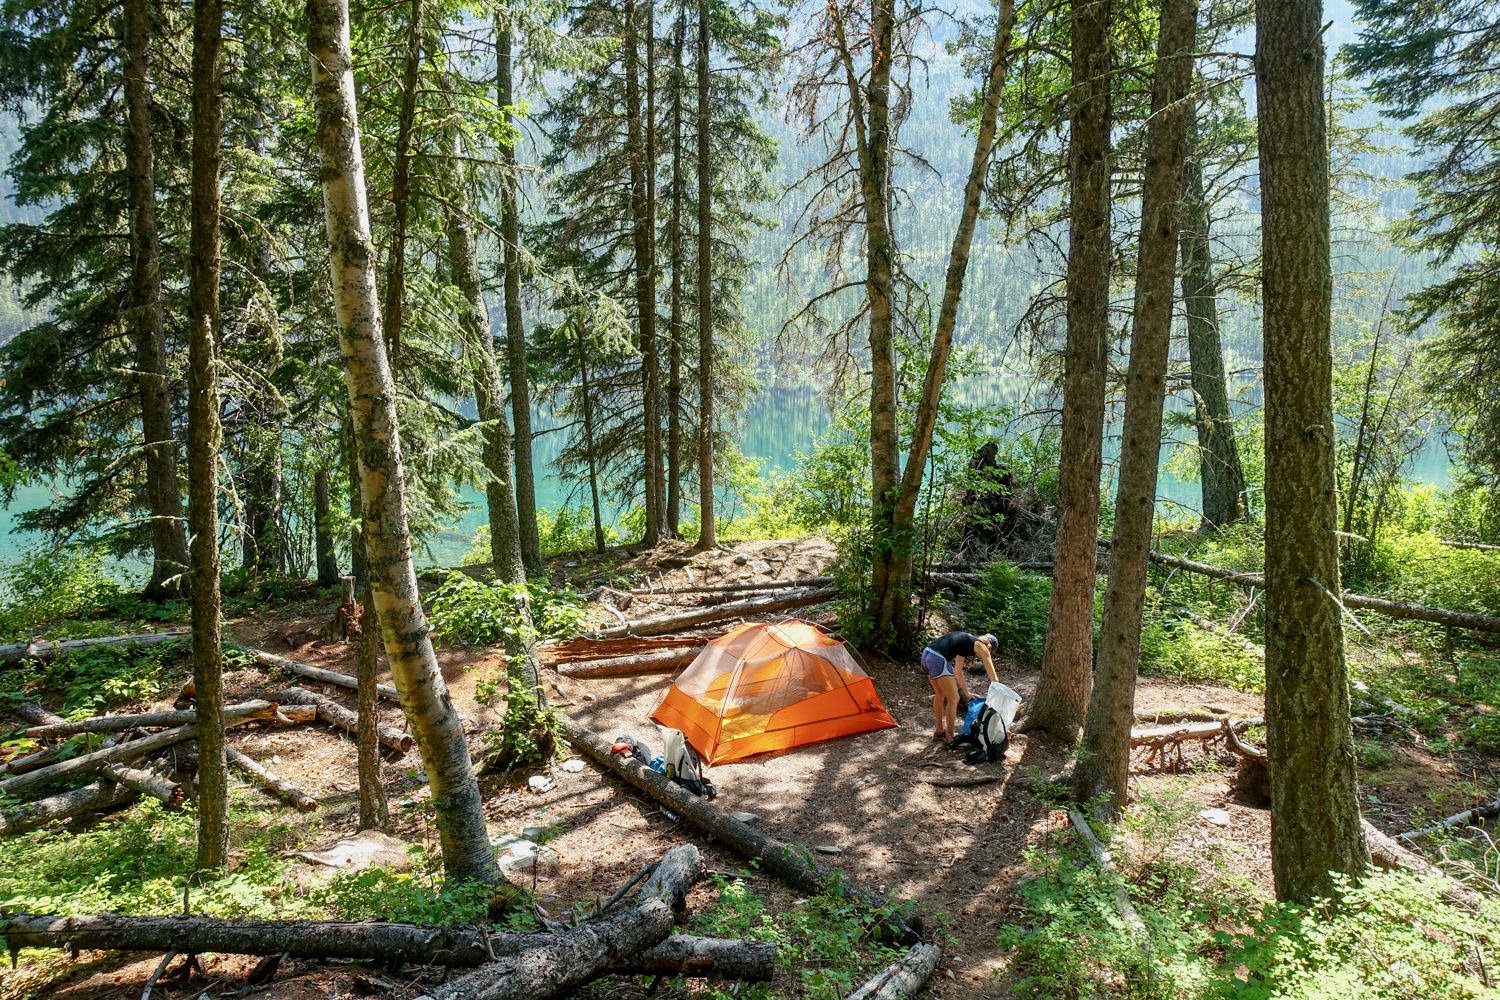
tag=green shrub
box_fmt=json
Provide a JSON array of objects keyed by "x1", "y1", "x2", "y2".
[
  {"x1": 0, "y1": 544, "x2": 120, "y2": 641},
  {"x1": 689, "y1": 876, "x2": 907, "y2": 1000},
  {"x1": 1215, "y1": 872, "x2": 1499, "y2": 999},
  {"x1": 1138, "y1": 607, "x2": 1264, "y2": 693},
  {"x1": 0, "y1": 640, "x2": 183, "y2": 715},
  {"x1": 959, "y1": 560, "x2": 1054, "y2": 664},
  {"x1": 427, "y1": 573, "x2": 585, "y2": 645}
]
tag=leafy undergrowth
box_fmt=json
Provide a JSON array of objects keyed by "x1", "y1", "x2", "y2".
[{"x1": 998, "y1": 796, "x2": 1500, "y2": 999}]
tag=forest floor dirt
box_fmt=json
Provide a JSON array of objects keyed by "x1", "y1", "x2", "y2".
[{"x1": 4, "y1": 536, "x2": 1495, "y2": 1000}]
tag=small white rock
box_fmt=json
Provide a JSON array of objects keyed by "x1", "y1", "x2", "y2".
[
  {"x1": 814, "y1": 844, "x2": 841, "y2": 855},
  {"x1": 1199, "y1": 807, "x2": 1231, "y2": 827},
  {"x1": 730, "y1": 811, "x2": 759, "y2": 824},
  {"x1": 562, "y1": 758, "x2": 586, "y2": 773},
  {"x1": 528, "y1": 775, "x2": 556, "y2": 793}
]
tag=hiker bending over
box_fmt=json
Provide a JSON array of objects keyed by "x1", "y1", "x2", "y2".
[{"x1": 921, "y1": 631, "x2": 998, "y2": 741}]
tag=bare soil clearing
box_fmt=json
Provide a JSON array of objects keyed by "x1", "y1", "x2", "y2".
[{"x1": 3, "y1": 537, "x2": 1491, "y2": 999}]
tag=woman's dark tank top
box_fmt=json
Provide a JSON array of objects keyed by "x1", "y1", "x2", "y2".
[{"x1": 927, "y1": 631, "x2": 978, "y2": 659}]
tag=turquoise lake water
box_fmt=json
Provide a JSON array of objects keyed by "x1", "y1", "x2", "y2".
[{"x1": 0, "y1": 377, "x2": 1454, "y2": 578}]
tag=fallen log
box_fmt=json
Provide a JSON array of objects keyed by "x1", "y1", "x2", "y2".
[
  {"x1": 226, "y1": 747, "x2": 318, "y2": 811},
  {"x1": 0, "y1": 631, "x2": 186, "y2": 666},
  {"x1": 16, "y1": 699, "x2": 281, "y2": 739},
  {"x1": 415, "y1": 898, "x2": 675, "y2": 1000},
  {"x1": 637, "y1": 844, "x2": 704, "y2": 922},
  {"x1": 277, "y1": 689, "x2": 412, "y2": 754},
  {"x1": 848, "y1": 942, "x2": 943, "y2": 1000},
  {"x1": 249, "y1": 649, "x2": 399, "y2": 702},
  {"x1": 0, "y1": 914, "x2": 496, "y2": 966},
  {"x1": 1069, "y1": 809, "x2": 1152, "y2": 954},
  {"x1": 1363, "y1": 819, "x2": 1483, "y2": 911},
  {"x1": 1220, "y1": 718, "x2": 1270, "y2": 807},
  {"x1": 0, "y1": 780, "x2": 137, "y2": 835},
  {"x1": 1169, "y1": 607, "x2": 1265, "y2": 659},
  {"x1": 0, "y1": 721, "x2": 213, "y2": 797},
  {"x1": 631, "y1": 576, "x2": 834, "y2": 597},
  {"x1": 14, "y1": 704, "x2": 185, "y2": 805},
  {"x1": 1130, "y1": 717, "x2": 1262, "y2": 748},
  {"x1": 1440, "y1": 539, "x2": 1500, "y2": 552},
  {"x1": 1398, "y1": 794, "x2": 1500, "y2": 843},
  {"x1": 540, "y1": 634, "x2": 708, "y2": 665},
  {"x1": 557, "y1": 712, "x2": 919, "y2": 943},
  {"x1": 1146, "y1": 551, "x2": 1500, "y2": 634},
  {"x1": 556, "y1": 647, "x2": 701, "y2": 679},
  {"x1": 616, "y1": 935, "x2": 777, "y2": 979},
  {"x1": 588, "y1": 588, "x2": 836, "y2": 640},
  {"x1": 0, "y1": 744, "x2": 64, "y2": 778}
]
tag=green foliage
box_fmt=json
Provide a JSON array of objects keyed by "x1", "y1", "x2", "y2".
[
  {"x1": 1138, "y1": 607, "x2": 1264, "y2": 694},
  {"x1": 0, "y1": 639, "x2": 182, "y2": 715},
  {"x1": 427, "y1": 572, "x2": 586, "y2": 645},
  {"x1": 1215, "y1": 872, "x2": 1499, "y2": 999},
  {"x1": 0, "y1": 544, "x2": 120, "y2": 641},
  {"x1": 999, "y1": 822, "x2": 1499, "y2": 999},
  {"x1": 688, "y1": 877, "x2": 906, "y2": 1000},
  {"x1": 958, "y1": 560, "x2": 1053, "y2": 663},
  {"x1": 463, "y1": 505, "x2": 623, "y2": 563},
  {"x1": 310, "y1": 856, "x2": 526, "y2": 927}
]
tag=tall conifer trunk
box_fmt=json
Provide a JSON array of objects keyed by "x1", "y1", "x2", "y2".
[
  {"x1": 693, "y1": 0, "x2": 715, "y2": 550},
  {"x1": 576, "y1": 321, "x2": 607, "y2": 554},
  {"x1": 1072, "y1": 0, "x2": 1196, "y2": 814},
  {"x1": 496, "y1": 18, "x2": 542, "y2": 575},
  {"x1": 666, "y1": 11, "x2": 685, "y2": 537},
  {"x1": 314, "y1": 468, "x2": 339, "y2": 586},
  {"x1": 624, "y1": 0, "x2": 665, "y2": 546},
  {"x1": 380, "y1": 0, "x2": 422, "y2": 362},
  {"x1": 1180, "y1": 103, "x2": 1248, "y2": 531},
  {"x1": 307, "y1": 0, "x2": 501, "y2": 885},
  {"x1": 188, "y1": 0, "x2": 227, "y2": 872},
  {"x1": 1023, "y1": 0, "x2": 1113, "y2": 741},
  {"x1": 446, "y1": 162, "x2": 526, "y2": 587},
  {"x1": 1256, "y1": 0, "x2": 1369, "y2": 902},
  {"x1": 125, "y1": 0, "x2": 191, "y2": 602},
  {"x1": 872, "y1": 0, "x2": 1016, "y2": 638}
]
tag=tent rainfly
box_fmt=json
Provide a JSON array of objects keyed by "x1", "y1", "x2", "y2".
[{"x1": 651, "y1": 619, "x2": 897, "y2": 765}]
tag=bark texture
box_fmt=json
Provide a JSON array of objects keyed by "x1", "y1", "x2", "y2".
[
  {"x1": 496, "y1": 20, "x2": 542, "y2": 575},
  {"x1": 1025, "y1": 0, "x2": 1113, "y2": 741},
  {"x1": 1, "y1": 914, "x2": 493, "y2": 965},
  {"x1": 226, "y1": 747, "x2": 318, "y2": 811},
  {"x1": 314, "y1": 469, "x2": 340, "y2": 586},
  {"x1": 693, "y1": 0, "x2": 715, "y2": 550},
  {"x1": 188, "y1": 0, "x2": 227, "y2": 872},
  {"x1": 873, "y1": 1, "x2": 1016, "y2": 637},
  {"x1": 667, "y1": 11, "x2": 686, "y2": 536},
  {"x1": 1256, "y1": 0, "x2": 1370, "y2": 902},
  {"x1": 380, "y1": 0, "x2": 423, "y2": 362},
  {"x1": 307, "y1": 0, "x2": 499, "y2": 885},
  {"x1": 0, "y1": 781, "x2": 137, "y2": 836},
  {"x1": 625, "y1": 0, "x2": 666, "y2": 546},
  {"x1": 1073, "y1": 0, "x2": 1196, "y2": 814},
  {"x1": 445, "y1": 171, "x2": 525, "y2": 586},
  {"x1": 124, "y1": 0, "x2": 190, "y2": 602},
  {"x1": 1179, "y1": 104, "x2": 1247, "y2": 530}
]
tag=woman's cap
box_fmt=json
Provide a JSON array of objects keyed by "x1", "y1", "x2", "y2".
[{"x1": 980, "y1": 633, "x2": 998, "y2": 650}]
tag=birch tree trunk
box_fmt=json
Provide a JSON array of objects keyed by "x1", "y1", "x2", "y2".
[
  {"x1": 1023, "y1": 0, "x2": 1113, "y2": 742},
  {"x1": 1072, "y1": 0, "x2": 1196, "y2": 815},
  {"x1": 188, "y1": 0, "x2": 227, "y2": 873},
  {"x1": 496, "y1": 19, "x2": 542, "y2": 575},
  {"x1": 125, "y1": 0, "x2": 191, "y2": 603},
  {"x1": 693, "y1": 0, "x2": 715, "y2": 550},
  {"x1": 307, "y1": 0, "x2": 499, "y2": 884},
  {"x1": 1179, "y1": 103, "x2": 1248, "y2": 531},
  {"x1": 1256, "y1": 0, "x2": 1369, "y2": 902},
  {"x1": 873, "y1": 0, "x2": 1016, "y2": 638}
]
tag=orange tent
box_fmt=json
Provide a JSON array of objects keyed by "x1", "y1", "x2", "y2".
[{"x1": 651, "y1": 619, "x2": 897, "y2": 765}]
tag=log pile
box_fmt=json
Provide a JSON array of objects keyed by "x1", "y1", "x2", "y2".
[
  {"x1": 1, "y1": 696, "x2": 318, "y2": 835},
  {"x1": 6, "y1": 845, "x2": 782, "y2": 998}
]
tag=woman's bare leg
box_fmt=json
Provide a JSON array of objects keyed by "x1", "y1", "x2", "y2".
[
  {"x1": 928, "y1": 676, "x2": 944, "y2": 732},
  {"x1": 936, "y1": 674, "x2": 960, "y2": 739}
]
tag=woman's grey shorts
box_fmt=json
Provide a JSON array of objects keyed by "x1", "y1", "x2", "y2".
[{"x1": 921, "y1": 647, "x2": 954, "y2": 679}]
